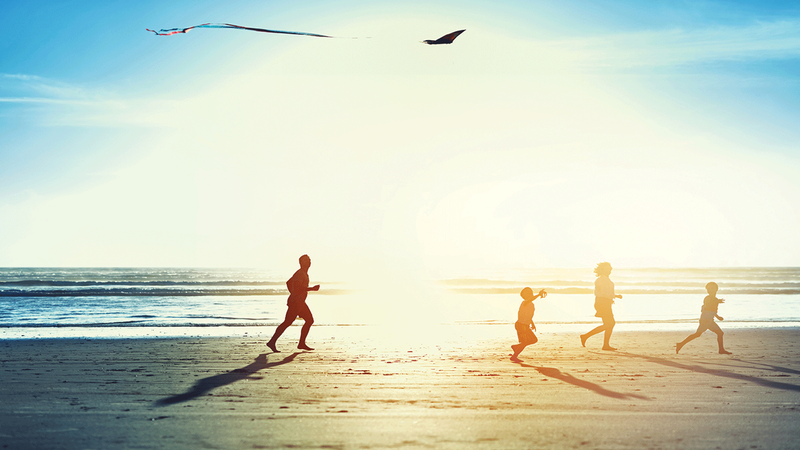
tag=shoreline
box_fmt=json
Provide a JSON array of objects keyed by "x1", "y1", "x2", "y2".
[
  {"x1": 2, "y1": 328, "x2": 799, "y2": 449},
  {"x1": 2, "y1": 321, "x2": 799, "y2": 340}
]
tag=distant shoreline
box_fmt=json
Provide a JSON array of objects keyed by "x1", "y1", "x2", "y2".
[{"x1": 3, "y1": 321, "x2": 799, "y2": 340}]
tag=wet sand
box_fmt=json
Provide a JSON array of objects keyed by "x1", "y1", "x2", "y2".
[{"x1": 1, "y1": 326, "x2": 799, "y2": 449}]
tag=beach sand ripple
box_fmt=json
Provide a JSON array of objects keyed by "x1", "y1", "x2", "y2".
[{"x1": 1, "y1": 326, "x2": 799, "y2": 449}]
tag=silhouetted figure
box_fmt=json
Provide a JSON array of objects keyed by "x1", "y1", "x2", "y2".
[
  {"x1": 676, "y1": 281, "x2": 732, "y2": 355},
  {"x1": 511, "y1": 287, "x2": 547, "y2": 361},
  {"x1": 422, "y1": 29, "x2": 465, "y2": 45},
  {"x1": 266, "y1": 254, "x2": 320, "y2": 352},
  {"x1": 580, "y1": 262, "x2": 623, "y2": 351}
]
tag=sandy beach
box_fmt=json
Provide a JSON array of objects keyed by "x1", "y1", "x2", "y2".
[{"x1": 1, "y1": 326, "x2": 799, "y2": 449}]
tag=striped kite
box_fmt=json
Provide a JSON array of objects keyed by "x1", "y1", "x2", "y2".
[{"x1": 146, "y1": 23, "x2": 334, "y2": 38}]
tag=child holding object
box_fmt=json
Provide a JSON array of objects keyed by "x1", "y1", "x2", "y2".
[
  {"x1": 676, "y1": 281, "x2": 732, "y2": 354},
  {"x1": 511, "y1": 287, "x2": 547, "y2": 361}
]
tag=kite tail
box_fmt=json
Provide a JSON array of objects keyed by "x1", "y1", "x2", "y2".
[
  {"x1": 146, "y1": 28, "x2": 187, "y2": 35},
  {"x1": 146, "y1": 23, "x2": 334, "y2": 38},
  {"x1": 146, "y1": 23, "x2": 212, "y2": 36}
]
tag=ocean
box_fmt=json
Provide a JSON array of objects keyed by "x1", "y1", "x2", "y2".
[{"x1": 1, "y1": 267, "x2": 799, "y2": 339}]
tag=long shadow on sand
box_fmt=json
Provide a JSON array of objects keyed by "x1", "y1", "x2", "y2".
[
  {"x1": 155, "y1": 352, "x2": 301, "y2": 406},
  {"x1": 512, "y1": 360, "x2": 649, "y2": 400},
  {"x1": 616, "y1": 352, "x2": 800, "y2": 393},
  {"x1": 706, "y1": 359, "x2": 800, "y2": 376}
]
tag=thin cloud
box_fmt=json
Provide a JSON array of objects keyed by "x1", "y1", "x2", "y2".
[
  {"x1": 0, "y1": 97, "x2": 88, "y2": 105},
  {"x1": 1, "y1": 73, "x2": 91, "y2": 99},
  {"x1": 0, "y1": 73, "x2": 171, "y2": 127},
  {"x1": 540, "y1": 20, "x2": 800, "y2": 68}
]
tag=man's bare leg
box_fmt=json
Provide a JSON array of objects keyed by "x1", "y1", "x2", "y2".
[
  {"x1": 267, "y1": 317, "x2": 293, "y2": 353},
  {"x1": 297, "y1": 317, "x2": 314, "y2": 351}
]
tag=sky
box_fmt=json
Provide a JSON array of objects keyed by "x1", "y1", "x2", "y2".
[{"x1": 1, "y1": 0, "x2": 800, "y2": 280}]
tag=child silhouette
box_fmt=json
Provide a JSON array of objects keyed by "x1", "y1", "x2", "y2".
[
  {"x1": 580, "y1": 262, "x2": 622, "y2": 351},
  {"x1": 511, "y1": 287, "x2": 547, "y2": 361},
  {"x1": 676, "y1": 281, "x2": 731, "y2": 355}
]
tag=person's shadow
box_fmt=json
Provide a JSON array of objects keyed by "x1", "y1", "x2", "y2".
[
  {"x1": 155, "y1": 352, "x2": 300, "y2": 406},
  {"x1": 512, "y1": 360, "x2": 649, "y2": 400},
  {"x1": 616, "y1": 351, "x2": 800, "y2": 393}
]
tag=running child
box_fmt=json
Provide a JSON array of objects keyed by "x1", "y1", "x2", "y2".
[
  {"x1": 511, "y1": 287, "x2": 547, "y2": 361},
  {"x1": 676, "y1": 281, "x2": 732, "y2": 354}
]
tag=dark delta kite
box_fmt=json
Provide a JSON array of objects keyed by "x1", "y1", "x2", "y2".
[
  {"x1": 422, "y1": 29, "x2": 465, "y2": 45},
  {"x1": 146, "y1": 23, "x2": 334, "y2": 38}
]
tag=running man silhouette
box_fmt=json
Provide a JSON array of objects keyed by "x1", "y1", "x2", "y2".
[
  {"x1": 580, "y1": 262, "x2": 623, "y2": 351},
  {"x1": 676, "y1": 281, "x2": 732, "y2": 354},
  {"x1": 511, "y1": 287, "x2": 547, "y2": 361},
  {"x1": 266, "y1": 254, "x2": 320, "y2": 352}
]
